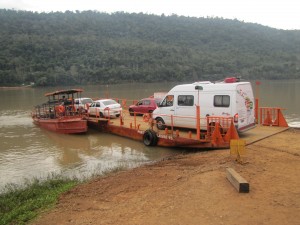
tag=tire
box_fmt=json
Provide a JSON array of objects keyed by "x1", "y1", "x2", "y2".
[
  {"x1": 129, "y1": 109, "x2": 134, "y2": 116},
  {"x1": 156, "y1": 118, "x2": 166, "y2": 130},
  {"x1": 100, "y1": 112, "x2": 104, "y2": 118},
  {"x1": 143, "y1": 129, "x2": 158, "y2": 146}
]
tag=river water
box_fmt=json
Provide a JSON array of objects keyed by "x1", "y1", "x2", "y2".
[{"x1": 0, "y1": 80, "x2": 299, "y2": 191}]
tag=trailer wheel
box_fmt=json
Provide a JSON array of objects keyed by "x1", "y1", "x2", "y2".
[
  {"x1": 156, "y1": 118, "x2": 166, "y2": 130},
  {"x1": 143, "y1": 129, "x2": 158, "y2": 146}
]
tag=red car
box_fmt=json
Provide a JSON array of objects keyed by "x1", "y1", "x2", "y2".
[{"x1": 129, "y1": 98, "x2": 161, "y2": 116}]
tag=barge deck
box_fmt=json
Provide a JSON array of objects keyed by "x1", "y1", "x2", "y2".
[{"x1": 86, "y1": 112, "x2": 289, "y2": 149}]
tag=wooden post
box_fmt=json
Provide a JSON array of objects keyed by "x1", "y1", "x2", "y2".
[{"x1": 226, "y1": 168, "x2": 249, "y2": 193}]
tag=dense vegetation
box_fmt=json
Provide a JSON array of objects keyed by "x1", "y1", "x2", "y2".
[{"x1": 0, "y1": 9, "x2": 299, "y2": 86}]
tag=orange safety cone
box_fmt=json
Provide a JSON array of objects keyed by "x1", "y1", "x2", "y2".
[
  {"x1": 224, "y1": 121, "x2": 239, "y2": 142},
  {"x1": 274, "y1": 109, "x2": 289, "y2": 127},
  {"x1": 211, "y1": 122, "x2": 225, "y2": 146},
  {"x1": 263, "y1": 109, "x2": 273, "y2": 126}
]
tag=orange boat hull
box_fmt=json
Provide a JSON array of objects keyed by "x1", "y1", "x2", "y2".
[{"x1": 33, "y1": 117, "x2": 87, "y2": 134}]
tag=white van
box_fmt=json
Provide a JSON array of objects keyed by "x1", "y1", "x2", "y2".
[{"x1": 152, "y1": 78, "x2": 256, "y2": 133}]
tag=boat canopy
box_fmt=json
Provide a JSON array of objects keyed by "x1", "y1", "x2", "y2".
[{"x1": 44, "y1": 89, "x2": 84, "y2": 97}]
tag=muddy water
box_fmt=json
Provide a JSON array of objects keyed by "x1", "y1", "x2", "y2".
[{"x1": 0, "y1": 80, "x2": 299, "y2": 190}]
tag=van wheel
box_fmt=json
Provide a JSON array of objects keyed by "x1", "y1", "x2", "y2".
[
  {"x1": 129, "y1": 109, "x2": 134, "y2": 116},
  {"x1": 156, "y1": 118, "x2": 166, "y2": 130},
  {"x1": 143, "y1": 129, "x2": 158, "y2": 146},
  {"x1": 100, "y1": 112, "x2": 104, "y2": 118}
]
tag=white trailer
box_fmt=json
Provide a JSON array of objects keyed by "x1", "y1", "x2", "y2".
[{"x1": 152, "y1": 77, "x2": 256, "y2": 133}]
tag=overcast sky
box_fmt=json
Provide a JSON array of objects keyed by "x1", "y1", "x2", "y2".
[{"x1": 0, "y1": 0, "x2": 299, "y2": 30}]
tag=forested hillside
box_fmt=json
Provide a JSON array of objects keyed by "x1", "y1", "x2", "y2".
[{"x1": 0, "y1": 9, "x2": 299, "y2": 86}]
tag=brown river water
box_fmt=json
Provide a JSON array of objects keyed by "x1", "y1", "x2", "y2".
[{"x1": 0, "y1": 80, "x2": 299, "y2": 191}]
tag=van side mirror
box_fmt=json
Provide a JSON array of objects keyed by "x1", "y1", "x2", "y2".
[{"x1": 195, "y1": 86, "x2": 203, "y2": 90}]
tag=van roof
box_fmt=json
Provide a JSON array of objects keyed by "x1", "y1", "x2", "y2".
[{"x1": 170, "y1": 81, "x2": 251, "y2": 92}]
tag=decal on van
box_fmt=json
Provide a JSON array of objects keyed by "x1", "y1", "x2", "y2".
[{"x1": 237, "y1": 89, "x2": 253, "y2": 111}]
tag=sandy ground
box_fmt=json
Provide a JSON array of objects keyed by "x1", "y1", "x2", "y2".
[{"x1": 32, "y1": 128, "x2": 300, "y2": 225}]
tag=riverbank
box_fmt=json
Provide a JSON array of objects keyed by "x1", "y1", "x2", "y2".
[
  {"x1": 0, "y1": 85, "x2": 33, "y2": 89},
  {"x1": 31, "y1": 128, "x2": 300, "y2": 225}
]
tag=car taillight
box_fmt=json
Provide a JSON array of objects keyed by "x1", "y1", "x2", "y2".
[{"x1": 234, "y1": 113, "x2": 239, "y2": 123}]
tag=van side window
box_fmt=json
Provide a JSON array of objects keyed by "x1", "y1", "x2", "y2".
[
  {"x1": 178, "y1": 95, "x2": 194, "y2": 106},
  {"x1": 214, "y1": 95, "x2": 230, "y2": 107},
  {"x1": 160, "y1": 95, "x2": 174, "y2": 107}
]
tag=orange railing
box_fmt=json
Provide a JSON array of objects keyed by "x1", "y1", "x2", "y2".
[
  {"x1": 118, "y1": 109, "x2": 239, "y2": 142},
  {"x1": 259, "y1": 107, "x2": 288, "y2": 127}
]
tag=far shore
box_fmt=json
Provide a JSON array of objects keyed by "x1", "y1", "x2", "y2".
[{"x1": 0, "y1": 85, "x2": 33, "y2": 89}]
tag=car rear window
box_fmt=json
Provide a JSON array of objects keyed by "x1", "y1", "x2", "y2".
[
  {"x1": 103, "y1": 100, "x2": 117, "y2": 106},
  {"x1": 82, "y1": 99, "x2": 93, "y2": 104}
]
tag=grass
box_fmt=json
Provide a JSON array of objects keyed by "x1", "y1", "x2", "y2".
[
  {"x1": 0, "y1": 165, "x2": 129, "y2": 225},
  {"x1": 0, "y1": 177, "x2": 78, "y2": 225}
]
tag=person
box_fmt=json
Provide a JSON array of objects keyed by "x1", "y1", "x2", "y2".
[{"x1": 166, "y1": 95, "x2": 174, "y2": 106}]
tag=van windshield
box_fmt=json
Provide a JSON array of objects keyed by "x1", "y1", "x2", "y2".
[{"x1": 160, "y1": 95, "x2": 174, "y2": 107}]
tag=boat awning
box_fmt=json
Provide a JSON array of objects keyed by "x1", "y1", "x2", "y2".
[{"x1": 44, "y1": 89, "x2": 84, "y2": 97}]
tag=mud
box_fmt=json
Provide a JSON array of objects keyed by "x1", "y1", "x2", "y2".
[{"x1": 32, "y1": 128, "x2": 300, "y2": 225}]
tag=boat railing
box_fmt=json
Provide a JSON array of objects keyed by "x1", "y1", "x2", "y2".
[{"x1": 33, "y1": 102, "x2": 85, "y2": 119}]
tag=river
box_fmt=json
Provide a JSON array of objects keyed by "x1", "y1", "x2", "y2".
[{"x1": 0, "y1": 80, "x2": 299, "y2": 191}]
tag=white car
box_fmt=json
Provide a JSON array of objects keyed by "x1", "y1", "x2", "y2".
[
  {"x1": 88, "y1": 99, "x2": 122, "y2": 118},
  {"x1": 74, "y1": 98, "x2": 94, "y2": 112}
]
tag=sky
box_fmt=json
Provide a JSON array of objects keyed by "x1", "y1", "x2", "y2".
[{"x1": 0, "y1": 0, "x2": 299, "y2": 30}]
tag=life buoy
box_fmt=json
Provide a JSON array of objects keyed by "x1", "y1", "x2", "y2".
[
  {"x1": 143, "y1": 113, "x2": 150, "y2": 122},
  {"x1": 56, "y1": 105, "x2": 65, "y2": 114},
  {"x1": 143, "y1": 129, "x2": 158, "y2": 146}
]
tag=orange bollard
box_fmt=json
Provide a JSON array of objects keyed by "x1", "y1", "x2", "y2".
[{"x1": 188, "y1": 131, "x2": 192, "y2": 139}]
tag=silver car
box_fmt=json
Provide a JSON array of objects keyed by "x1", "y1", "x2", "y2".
[{"x1": 88, "y1": 99, "x2": 122, "y2": 118}]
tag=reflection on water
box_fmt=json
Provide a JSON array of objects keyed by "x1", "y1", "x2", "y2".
[
  {"x1": 0, "y1": 108, "x2": 176, "y2": 191},
  {"x1": 0, "y1": 81, "x2": 299, "y2": 191}
]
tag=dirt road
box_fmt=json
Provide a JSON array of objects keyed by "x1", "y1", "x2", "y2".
[{"x1": 32, "y1": 128, "x2": 300, "y2": 225}]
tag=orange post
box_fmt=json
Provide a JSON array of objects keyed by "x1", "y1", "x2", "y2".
[
  {"x1": 255, "y1": 98, "x2": 259, "y2": 124},
  {"x1": 188, "y1": 131, "x2": 192, "y2": 139},
  {"x1": 122, "y1": 99, "x2": 127, "y2": 109},
  {"x1": 171, "y1": 115, "x2": 174, "y2": 136},
  {"x1": 119, "y1": 112, "x2": 124, "y2": 126},
  {"x1": 255, "y1": 81, "x2": 261, "y2": 124},
  {"x1": 134, "y1": 112, "x2": 136, "y2": 129},
  {"x1": 196, "y1": 105, "x2": 200, "y2": 140}
]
